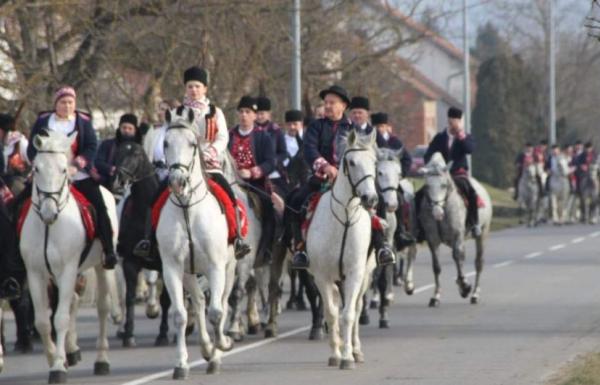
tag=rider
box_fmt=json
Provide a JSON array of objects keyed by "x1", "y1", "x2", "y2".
[
  {"x1": 534, "y1": 139, "x2": 548, "y2": 197},
  {"x1": 514, "y1": 142, "x2": 534, "y2": 200},
  {"x1": 27, "y1": 86, "x2": 118, "y2": 269},
  {"x1": 371, "y1": 112, "x2": 416, "y2": 249},
  {"x1": 574, "y1": 141, "x2": 596, "y2": 191},
  {"x1": 255, "y1": 96, "x2": 288, "y2": 197},
  {"x1": 349, "y1": 96, "x2": 373, "y2": 135},
  {"x1": 282, "y1": 109, "x2": 307, "y2": 190},
  {"x1": 422, "y1": 107, "x2": 481, "y2": 237},
  {"x1": 229, "y1": 96, "x2": 276, "y2": 264},
  {"x1": 134, "y1": 66, "x2": 251, "y2": 260},
  {"x1": 288, "y1": 85, "x2": 395, "y2": 270},
  {"x1": 93, "y1": 113, "x2": 141, "y2": 189}
]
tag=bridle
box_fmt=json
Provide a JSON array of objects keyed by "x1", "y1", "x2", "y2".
[
  {"x1": 425, "y1": 173, "x2": 452, "y2": 210},
  {"x1": 32, "y1": 150, "x2": 70, "y2": 219}
]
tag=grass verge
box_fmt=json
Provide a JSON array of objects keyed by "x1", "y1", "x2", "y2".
[{"x1": 547, "y1": 353, "x2": 600, "y2": 385}]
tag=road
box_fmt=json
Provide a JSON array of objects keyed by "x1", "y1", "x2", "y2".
[{"x1": 2, "y1": 224, "x2": 600, "y2": 385}]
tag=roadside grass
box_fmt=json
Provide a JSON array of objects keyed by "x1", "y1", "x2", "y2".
[{"x1": 547, "y1": 353, "x2": 600, "y2": 385}]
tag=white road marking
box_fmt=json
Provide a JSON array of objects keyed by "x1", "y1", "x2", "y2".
[
  {"x1": 492, "y1": 260, "x2": 514, "y2": 268},
  {"x1": 589, "y1": 231, "x2": 600, "y2": 238},
  {"x1": 121, "y1": 325, "x2": 312, "y2": 385},
  {"x1": 465, "y1": 271, "x2": 476, "y2": 278},
  {"x1": 571, "y1": 237, "x2": 585, "y2": 244},
  {"x1": 413, "y1": 283, "x2": 435, "y2": 294},
  {"x1": 549, "y1": 244, "x2": 565, "y2": 251},
  {"x1": 524, "y1": 252, "x2": 542, "y2": 260}
]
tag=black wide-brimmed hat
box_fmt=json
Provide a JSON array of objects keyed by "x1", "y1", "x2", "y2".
[
  {"x1": 371, "y1": 112, "x2": 388, "y2": 126},
  {"x1": 319, "y1": 85, "x2": 350, "y2": 106},
  {"x1": 350, "y1": 96, "x2": 370, "y2": 111}
]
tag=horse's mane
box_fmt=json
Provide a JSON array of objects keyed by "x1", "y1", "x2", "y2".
[{"x1": 221, "y1": 151, "x2": 243, "y2": 185}]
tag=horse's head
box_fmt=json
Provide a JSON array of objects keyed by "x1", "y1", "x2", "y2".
[
  {"x1": 376, "y1": 147, "x2": 403, "y2": 212},
  {"x1": 340, "y1": 129, "x2": 378, "y2": 209},
  {"x1": 113, "y1": 141, "x2": 150, "y2": 190},
  {"x1": 419, "y1": 152, "x2": 452, "y2": 221},
  {"x1": 164, "y1": 106, "x2": 201, "y2": 198},
  {"x1": 32, "y1": 131, "x2": 75, "y2": 224}
]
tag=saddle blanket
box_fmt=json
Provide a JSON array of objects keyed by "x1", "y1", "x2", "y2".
[
  {"x1": 17, "y1": 186, "x2": 96, "y2": 240},
  {"x1": 151, "y1": 180, "x2": 248, "y2": 243}
]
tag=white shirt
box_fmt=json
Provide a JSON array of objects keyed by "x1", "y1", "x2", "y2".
[
  {"x1": 381, "y1": 131, "x2": 390, "y2": 141},
  {"x1": 186, "y1": 97, "x2": 229, "y2": 172},
  {"x1": 447, "y1": 129, "x2": 455, "y2": 150},
  {"x1": 283, "y1": 131, "x2": 303, "y2": 167},
  {"x1": 47, "y1": 113, "x2": 88, "y2": 181}
]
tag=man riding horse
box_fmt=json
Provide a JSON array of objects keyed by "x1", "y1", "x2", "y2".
[
  {"x1": 288, "y1": 85, "x2": 395, "y2": 270},
  {"x1": 420, "y1": 107, "x2": 481, "y2": 237}
]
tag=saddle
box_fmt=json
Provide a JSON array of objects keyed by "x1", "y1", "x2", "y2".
[
  {"x1": 151, "y1": 181, "x2": 248, "y2": 244},
  {"x1": 17, "y1": 186, "x2": 96, "y2": 241}
]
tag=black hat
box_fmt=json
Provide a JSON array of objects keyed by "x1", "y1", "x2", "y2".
[
  {"x1": 183, "y1": 66, "x2": 208, "y2": 86},
  {"x1": 371, "y1": 112, "x2": 388, "y2": 126},
  {"x1": 447, "y1": 107, "x2": 463, "y2": 119},
  {"x1": 285, "y1": 109, "x2": 303, "y2": 123},
  {"x1": 256, "y1": 96, "x2": 271, "y2": 112},
  {"x1": 237, "y1": 95, "x2": 258, "y2": 112},
  {"x1": 0, "y1": 113, "x2": 15, "y2": 132},
  {"x1": 349, "y1": 96, "x2": 370, "y2": 111},
  {"x1": 585, "y1": 141, "x2": 593, "y2": 148},
  {"x1": 319, "y1": 85, "x2": 350, "y2": 106},
  {"x1": 119, "y1": 113, "x2": 138, "y2": 128}
]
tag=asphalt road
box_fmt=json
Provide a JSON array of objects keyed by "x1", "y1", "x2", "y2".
[{"x1": 2, "y1": 223, "x2": 600, "y2": 385}]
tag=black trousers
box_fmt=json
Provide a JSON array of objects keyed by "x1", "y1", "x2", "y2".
[
  {"x1": 0, "y1": 201, "x2": 25, "y2": 284},
  {"x1": 73, "y1": 178, "x2": 114, "y2": 253}
]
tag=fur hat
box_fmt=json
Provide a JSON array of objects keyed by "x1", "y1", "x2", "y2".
[
  {"x1": 256, "y1": 96, "x2": 272, "y2": 112},
  {"x1": 371, "y1": 112, "x2": 388, "y2": 126},
  {"x1": 447, "y1": 107, "x2": 463, "y2": 119},
  {"x1": 183, "y1": 66, "x2": 208, "y2": 86},
  {"x1": 118, "y1": 113, "x2": 138, "y2": 128},
  {"x1": 237, "y1": 96, "x2": 258, "y2": 112},
  {"x1": 284, "y1": 109, "x2": 303, "y2": 123},
  {"x1": 349, "y1": 96, "x2": 370, "y2": 111}
]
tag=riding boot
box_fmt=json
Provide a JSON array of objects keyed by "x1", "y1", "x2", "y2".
[
  {"x1": 233, "y1": 205, "x2": 251, "y2": 260},
  {"x1": 372, "y1": 228, "x2": 395, "y2": 266},
  {"x1": 393, "y1": 194, "x2": 415, "y2": 250},
  {"x1": 290, "y1": 216, "x2": 309, "y2": 270}
]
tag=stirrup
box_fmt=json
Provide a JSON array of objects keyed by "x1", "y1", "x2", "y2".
[
  {"x1": 234, "y1": 238, "x2": 251, "y2": 260},
  {"x1": 291, "y1": 251, "x2": 309, "y2": 270},
  {"x1": 376, "y1": 247, "x2": 395, "y2": 266},
  {"x1": 133, "y1": 239, "x2": 151, "y2": 258},
  {"x1": 0, "y1": 277, "x2": 21, "y2": 300}
]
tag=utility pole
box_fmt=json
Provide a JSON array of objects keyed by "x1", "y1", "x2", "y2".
[
  {"x1": 549, "y1": 0, "x2": 556, "y2": 145},
  {"x1": 463, "y1": 0, "x2": 471, "y2": 175},
  {"x1": 291, "y1": 0, "x2": 301, "y2": 110}
]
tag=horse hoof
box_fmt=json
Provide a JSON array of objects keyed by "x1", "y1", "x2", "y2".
[
  {"x1": 460, "y1": 284, "x2": 472, "y2": 299},
  {"x1": 122, "y1": 337, "x2": 136, "y2": 348},
  {"x1": 405, "y1": 286, "x2": 415, "y2": 296},
  {"x1": 285, "y1": 300, "x2": 295, "y2": 310},
  {"x1": 227, "y1": 331, "x2": 244, "y2": 342},
  {"x1": 48, "y1": 370, "x2": 67, "y2": 384},
  {"x1": 309, "y1": 327, "x2": 323, "y2": 341},
  {"x1": 340, "y1": 359, "x2": 356, "y2": 370},
  {"x1": 369, "y1": 300, "x2": 378, "y2": 309},
  {"x1": 206, "y1": 361, "x2": 221, "y2": 375},
  {"x1": 353, "y1": 352, "x2": 365, "y2": 363},
  {"x1": 264, "y1": 328, "x2": 276, "y2": 338},
  {"x1": 359, "y1": 314, "x2": 370, "y2": 325},
  {"x1": 471, "y1": 296, "x2": 479, "y2": 305},
  {"x1": 172, "y1": 366, "x2": 189, "y2": 380},
  {"x1": 429, "y1": 298, "x2": 440, "y2": 308},
  {"x1": 217, "y1": 336, "x2": 234, "y2": 352},
  {"x1": 328, "y1": 357, "x2": 340, "y2": 367},
  {"x1": 146, "y1": 306, "x2": 160, "y2": 319},
  {"x1": 154, "y1": 334, "x2": 169, "y2": 346},
  {"x1": 247, "y1": 324, "x2": 260, "y2": 335},
  {"x1": 66, "y1": 350, "x2": 81, "y2": 366},
  {"x1": 379, "y1": 319, "x2": 389, "y2": 329},
  {"x1": 93, "y1": 361, "x2": 110, "y2": 376}
]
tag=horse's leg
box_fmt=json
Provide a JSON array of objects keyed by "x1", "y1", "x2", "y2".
[
  {"x1": 317, "y1": 279, "x2": 341, "y2": 367},
  {"x1": 0, "y1": 302, "x2": 3, "y2": 373},
  {"x1": 145, "y1": 270, "x2": 160, "y2": 319},
  {"x1": 300, "y1": 271, "x2": 323, "y2": 340},
  {"x1": 65, "y1": 291, "x2": 81, "y2": 367},
  {"x1": 265, "y1": 243, "x2": 285, "y2": 338},
  {"x1": 452, "y1": 239, "x2": 471, "y2": 299},
  {"x1": 210, "y1": 257, "x2": 234, "y2": 353},
  {"x1": 182, "y1": 275, "x2": 215, "y2": 368},
  {"x1": 29, "y1": 272, "x2": 56, "y2": 368},
  {"x1": 377, "y1": 264, "x2": 392, "y2": 329},
  {"x1": 287, "y1": 268, "x2": 297, "y2": 310},
  {"x1": 161, "y1": 262, "x2": 190, "y2": 379},
  {"x1": 227, "y1": 271, "x2": 245, "y2": 341},
  {"x1": 339, "y1": 272, "x2": 363, "y2": 369},
  {"x1": 471, "y1": 234, "x2": 485, "y2": 304},
  {"x1": 428, "y1": 242, "x2": 442, "y2": 307},
  {"x1": 246, "y1": 275, "x2": 261, "y2": 334},
  {"x1": 404, "y1": 245, "x2": 417, "y2": 295},
  {"x1": 122, "y1": 258, "x2": 139, "y2": 347},
  {"x1": 93, "y1": 266, "x2": 112, "y2": 376},
  {"x1": 155, "y1": 282, "x2": 171, "y2": 346}
]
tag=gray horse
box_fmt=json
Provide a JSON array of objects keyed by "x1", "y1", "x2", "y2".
[
  {"x1": 418, "y1": 153, "x2": 493, "y2": 306},
  {"x1": 517, "y1": 162, "x2": 541, "y2": 227}
]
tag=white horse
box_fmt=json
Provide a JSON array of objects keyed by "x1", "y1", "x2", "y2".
[
  {"x1": 418, "y1": 153, "x2": 493, "y2": 306},
  {"x1": 306, "y1": 130, "x2": 379, "y2": 369},
  {"x1": 518, "y1": 162, "x2": 541, "y2": 227},
  {"x1": 548, "y1": 154, "x2": 572, "y2": 225},
  {"x1": 157, "y1": 106, "x2": 236, "y2": 378},
  {"x1": 20, "y1": 131, "x2": 118, "y2": 384}
]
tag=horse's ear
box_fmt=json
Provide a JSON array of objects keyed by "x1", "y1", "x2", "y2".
[
  {"x1": 347, "y1": 129, "x2": 357, "y2": 147},
  {"x1": 165, "y1": 109, "x2": 172, "y2": 124},
  {"x1": 187, "y1": 108, "x2": 194, "y2": 123},
  {"x1": 33, "y1": 135, "x2": 44, "y2": 151}
]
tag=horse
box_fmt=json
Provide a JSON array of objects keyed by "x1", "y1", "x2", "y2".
[
  {"x1": 517, "y1": 162, "x2": 541, "y2": 227},
  {"x1": 578, "y1": 162, "x2": 600, "y2": 224},
  {"x1": 418, "y1": 152, "x2": 493, "y2": 307},
  {"x1": 20, "y1": 131, "x2": 119, "y2": 383},
  {"x1": 112, "y1": 140, "x2": 178, "y2": 348},
  {"x1": 157, "y1": 106, "x2": 236, "y2": 377},
  {"x1": 548, "y1": 154, "x2": 572, "y2": 225},
  {"x1": 370, "y1": 147, "x2": 417, "y2": 328},
  {"x1": 306, "y1": 129, "x2": 379, "y2": 369}
]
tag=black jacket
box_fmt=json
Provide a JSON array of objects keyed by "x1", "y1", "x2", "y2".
[
  {"x1": 424, "y1": 130, "x2": 474, "y2": 174},
  {"x1": 257, "y1": 120, "x2": 287, "y2": 175},
  {"x1": 95, "y1": 129, "x2": 142, "y2": 187},
  {"x1": 28, "y1": 111, "x2": 97, "y2": 172},
  {"x1": 304, "y1": 116, "x2": 356, "y2": 172},
  {"x1": 376, "y1": 132, "x2": 412, "y2": 177}
]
